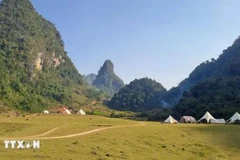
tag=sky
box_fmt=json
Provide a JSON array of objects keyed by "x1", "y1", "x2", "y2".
[{"x1": 31, "y1": 0, "x2": 240, "y2": 90}]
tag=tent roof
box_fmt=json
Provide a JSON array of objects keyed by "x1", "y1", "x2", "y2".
[
  {"x1": 211, "y1": 118, "x2": 226, "y2": 124},
  {"x1": 64, "y1": 109, "x2": 71, "y2": 114},
  {"x1": 180, "y1": 116, "x2": 196, "y2": 122},
  {"x1": 227, "y1": 112, "x2": 240, "y2": 123},
  {"x1": 77, "y1": 109, "x2": 86, "y2": 115},
  {"x1": 164, "y1": 115, "x2": 178, "y2": 123},
  {"x1": 197, "y1": 111, "x2": 217, "y2": 123},
  {"x1": 181, "y1": 116, "x2": 196, "y2": 120}
]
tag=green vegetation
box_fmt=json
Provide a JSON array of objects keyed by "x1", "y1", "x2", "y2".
[
  {"x1": 109, "y1": 78, "x2": 166, "y2": 112},
  {"x1": 168, "y1": 38, "x2": 240, "y2": 119},
  {"x1": 174, "y1": 76, "x2": 240, "y2": 119},
  {"x1": 92, "y1": 60, "x2": 124, "y2": 96},
  {"x1": 1, "y1": 0, "x2": 240, "y2": 120},
  {"x1": 136, "y1": 108, "x2": 173, "y2": 121},
  {"x1": 77, "y1": 101, "x2": 136, "y2": 118},
  {"x1": 163, "y1": 36, "x2": 240, "y2": 107},
  {"x1": 107, "y1": 35, "x2": 240, "y2": 118},
  {"x1": 0, "y1": 0, "x2": 105, "y2": 112},
  {"x1": 0, "y1": 115, "x2": 239, "y2": 160}
]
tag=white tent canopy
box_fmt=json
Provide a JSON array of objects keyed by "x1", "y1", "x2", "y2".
[
  {"x1": 210, "y1": 118, "x2": 226, "y2": 124},
  {"x1": 180, "y1": 116, "x2": 196, "y2": 123},
  {"x1": 64, "y1": 109, "x2": 71, "y2": 115},
  {"x1": 227, "y1": 112, "x2": 240, "y2": 123},
  {"x1": 197, "y1": 111, "x2": 217, "y2": 123},
  {"x1": 76, "y1": 109, "x2": 86, "y2": 115},
  {"x1": 164, "y1": 115, "x2": 178, "y2": 123},
  {"x1": 43, "y1": 110, "x2": 49, "y2": 114}
]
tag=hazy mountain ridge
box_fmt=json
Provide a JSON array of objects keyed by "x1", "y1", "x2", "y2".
[{"x1": 83, "y1": 73, "x2": 97, "y2": 84}]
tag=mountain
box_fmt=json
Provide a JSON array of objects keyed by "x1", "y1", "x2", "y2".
[
  {"x1": 173, "y1": 76, "x2": 240, "y2": 120},
  {"x1": 83, "y1": 73, "x2": 97, "y2": 84},
  {"x1": 163, "y1": 36, "x2": 240, "y2": 107},
  {"x1": 92, "y1": 60, "x2": 124, "y2": 96},
  {"x1": 166, "y1": 36, "x2": 240, "y2": 119},
  {"x1": 0, "y1": 0, "x2": 99, "y2": 112},
  {"x1": 108, "y1": 78, "x2": 167, "y2": 112}
]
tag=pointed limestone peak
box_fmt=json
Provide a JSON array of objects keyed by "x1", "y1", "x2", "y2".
[
  {"x1": 93, "y1": 60, "x2": 124, "y2": 96},
  {"x1": 101, "y1": 59, "x2": 114, "y2": 73}
]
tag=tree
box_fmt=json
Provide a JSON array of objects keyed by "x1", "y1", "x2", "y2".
[{"x1": 108, "y1": 78, "x2": 166, "y2": 112}]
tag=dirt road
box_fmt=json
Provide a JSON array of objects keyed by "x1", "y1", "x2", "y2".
[{"x1": 0, "y1": 122, "x2": 145, "y2": 140}]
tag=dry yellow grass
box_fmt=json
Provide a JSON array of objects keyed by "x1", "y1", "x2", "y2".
[{"x1": 0, "y1": 115, "x2": 239, "y2": 160}]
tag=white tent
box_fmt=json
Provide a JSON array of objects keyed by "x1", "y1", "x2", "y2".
[
  {"x1": 76, "y1": 109, "x2": 86, "y2": 115},
  {"x1": 64, "y1": 109, "x2": 71, "y2": 115},
  {"x1": 210, "y1": 118, "x2": 226, "y2": 124},
  {"x1": 180, "y1": 116, "x2": 196, "y2": 123},
  {"x1": 43, "y1": 110, "x2": 49, "y2": 114},
  {"x1": 227, "y1": 112, "x2": 240, "y2": 123},
  {"x1": 197, "y1": 111, "x2": 217, "y2": 123},
  {"x1": 164, "y1": 115, "x2": 178, "y2": 123}
]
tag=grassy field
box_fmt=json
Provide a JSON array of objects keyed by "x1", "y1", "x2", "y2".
[{"x1": 0, "y1": 114, "x2": 239, "y2": 160}]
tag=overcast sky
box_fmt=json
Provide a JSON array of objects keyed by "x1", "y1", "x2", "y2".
[{"x1": 31, "y1": 0, "x2": 240, "y2": 89}]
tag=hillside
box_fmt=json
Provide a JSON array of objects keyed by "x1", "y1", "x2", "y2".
[
  {"x1": 173, "y1": 76, "x2": 240, "y2": 119},
  {"x1": 108, "y1": 78, "x2": 167, "y2": 112},
  {"x1": 0, "y1": 0, "x2": 100, "y2": 112},
  {"x1": 163, "y1": 36, "x2": 240, "y2": 107},
  {"x1": 92, "y1": 60, "x2": 124, "y2": 96}
]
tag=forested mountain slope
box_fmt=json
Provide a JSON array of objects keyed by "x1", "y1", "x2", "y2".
[
  {"x1": 0, "y1": 0, "x2": 100, "y2": 112},
  {"x1": 173, "y1": 76, "x2": 240, "y2": 119},
  {"x1": 109, "y1": 78, "x2": 166, "y2": 112},
  {"x1": 164, "y1": 36, "x2": 240, "y2": 107}
]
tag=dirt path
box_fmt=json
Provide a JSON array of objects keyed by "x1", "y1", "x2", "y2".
[
  {"x1": 27, "y1": 127, "x2": 59, "y2": 138},
  {"x1": 0, "y1": 122, "x2": 145, "y2": 140}
]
